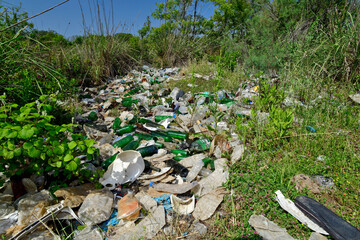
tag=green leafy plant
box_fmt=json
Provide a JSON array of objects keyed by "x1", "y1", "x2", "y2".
[
  {"x1": 0, "y1": 94, "x2": 98, "y2": 183},
  {"x1": 256, "y1": 75, "x2": 285, "y2": 111},
  {"x1": 265, "y1": 105, "x2": 294, "y2": 143}
]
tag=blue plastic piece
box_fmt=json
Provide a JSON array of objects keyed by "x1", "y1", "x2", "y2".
[
  {"x1": 100, "y1": 209, "x2": 120, "y2": 233},
  {"x1": 306, "y1": 125, "x2": 316, "y2": 133},
  {"x1": 153, "y1": 193, "x2": 172, "y2": 212}
]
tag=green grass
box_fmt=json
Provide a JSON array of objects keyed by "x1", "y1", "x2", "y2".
[
  {"x1": 206, "y1": 80, "x2": 359, "y2": 239},
  {"x1": 167, "y1": 59, "x2": 246, "y2": 93}
]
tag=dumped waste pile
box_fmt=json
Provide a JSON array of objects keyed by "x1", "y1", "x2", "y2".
[
  {"x1": 0, "y1": 66, "x2": 256, "y2": 240},
  {"x1": 1, "y1": 66, "x2": 360, "y2": 240}
]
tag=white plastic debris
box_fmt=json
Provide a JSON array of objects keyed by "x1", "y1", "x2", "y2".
[
  {"x1": 275, "y1": 190, "x2": 328, "y2": 235},
  {"x1": 100, "y1": 151, "x2": 145, "y2": 190},
  {"x1": 171, "y1": 195, "x2": 195, "y2": 215}
]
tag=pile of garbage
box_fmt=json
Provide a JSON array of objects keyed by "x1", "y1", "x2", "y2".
[{"x1": 0, "y1": 66, "x2": 257, "y2": 240}]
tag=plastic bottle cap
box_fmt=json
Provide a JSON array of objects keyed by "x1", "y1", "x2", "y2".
[
  {"x1": 172, "y1": 114, "x2": 176, "y2": 118},
  {"x1": 149, "y1": 182, "x2": 155, "y2": 187}
]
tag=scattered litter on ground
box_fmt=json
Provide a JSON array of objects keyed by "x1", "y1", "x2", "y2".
[{"x1": 249, "y1": 214, "x2": 295, "y2": 240}]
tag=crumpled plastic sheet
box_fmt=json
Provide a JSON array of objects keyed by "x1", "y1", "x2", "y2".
[
  {"x1": 153, "y1": 193, "x2": 172, "y2": 213},
  {"x1": 100, "y1": 209, "x2": 120, "y2": 234}
]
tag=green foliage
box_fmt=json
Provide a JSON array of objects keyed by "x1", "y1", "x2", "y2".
[
  {"x1": 265, "y1": 105, "x2": 294, "y2": 140},
  {"x1": 256, "y1": 74, "x2": 285, "y2": 111},
  {"x1": 0, "y1": 95, "x2": 98, "y2": 181}
]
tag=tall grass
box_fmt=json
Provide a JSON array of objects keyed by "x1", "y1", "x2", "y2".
[{"x1": 54, "y1": 0, "x2": 138, "y2": 85}]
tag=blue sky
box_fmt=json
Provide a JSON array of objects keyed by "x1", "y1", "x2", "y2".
[{"x1": 5, "y1": 0, "x2": 214, "y2": 38}]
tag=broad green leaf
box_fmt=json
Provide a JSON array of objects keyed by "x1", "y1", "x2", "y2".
[
  {"x1": 68, "y1": 141, "x2": 77, "y2": 150},
  {"x1": 23, "y1": 142, "x2": 33, "y2": 150},
  {"x1": 65, "y1": 161, "x2": 77, "y2": 172},
  {"x1": 21, "y1": 128, "x2": 34, "y2": 139},
  {"x1": 54, "y1": 145, "x2": 64, "y2": 155},
  {"x1": 87, "y1": 148, "x2": 95, "y2": 155},
  {"x1": 40, "y1": 153, "x2": 46, "y2": 160},
  {"x1": 64, "y1": 154, "x2": 73, "y2": 162},
  {"x1": 7, "y1": 141, "x2": 15, "y2": 150},
  {"x1": 84, "y1": 139, "x2": 96, "y2": 148},
  {"x1": 56, "y1": 161, "x2": 62, "y2": 168},
  {"x1": 14, "y1": 148, "x2": 22, "y2": 157},
  {"x1": 28, "y1": 147, "x2": 41, "y2": 158},
  {"x1": 7, "y1": 131, "x2": 17, "y2": 139},
  {"x1": 0, "y1": 114, "x2": 7, "y2": 119},
  {"x1": 4, "y1": 150, "x2": 14, "y2": 160}
]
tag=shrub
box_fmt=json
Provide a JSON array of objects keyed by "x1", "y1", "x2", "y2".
[{"x1": 0, "y1": 94, "x2": 98, "y2": 183}]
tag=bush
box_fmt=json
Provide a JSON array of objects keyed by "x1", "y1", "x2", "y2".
[{"x1": 0, "y1": 95, "x2": 98, "y2": 183}]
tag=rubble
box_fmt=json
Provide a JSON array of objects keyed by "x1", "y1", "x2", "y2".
[
  {"x1": 249, "y1": 214, "x2": 295, "y2": 240},
  {"x1": 1, "y1": 65, "x2": 258, "y2": 239}
]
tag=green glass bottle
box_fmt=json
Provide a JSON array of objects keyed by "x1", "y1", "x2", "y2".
[
  {"x1": 113, "y1": 135, "x2": 134, "y2": 148},
  {"x1": 122, "y1": 98, "x2": 140, "y2": 107},
  {"x1": 154, "y1": 142, "x2": 164, "y2": 148},
  {"x1": 166, "y1": 130, "x2": 187, "y2": 140},
  {"x1": 155, "y1": 115, "x2": 174, "y2": 122},
  {"x1": 135, "y1": 132, "x2": 156, "y2": 141},
  {"x1": 124, "y1": 87, "x2": 140, "y2": 97},
  {"x1": 112, "y1": 117, "x2": 121, "y2": 131},
  {"x1": 122, "y1": 140, "x2": 140, "y2": 151},
  {"x1": 170, "y1": 149, "x2": 189, "y2": 156},
  {"x1": 150, "y1": 131, "x2": 172, "y2": 142},
  {"x1": 115, "y1": 125, "x2": 137, "y2": 135},
  {"x1": 190, "y1": 138, "x2": 211, "y2": 152},
  {"x1": 138, "y1": 118, "x2": 152, "y2": 124},
  {"x1": 173, "y1": 156, "x2": 187, "y2": 161},
  {"x1": 88, "y1": 111, "x2": 98, "y2": 121},
  {"x1": 102, "y1": 152, "x2": 119, "y2": 169},
  {"x1": 202, "y1": 157, "x2": 215, "y2": 170},
  {"x1": 137, "y1": 145, "x2": 158, "y2": 157}
]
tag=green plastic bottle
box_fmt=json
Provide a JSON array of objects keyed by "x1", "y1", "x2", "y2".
[
  {"x1": 122, "y1": 140, "x2": 140, "y2": 151},
  {"x1": 190, "y1": 138, "x2": 211, "y2": 152},
  {"x1": 102, "y1": 152, "x2": 119, "y2": 169},
  {"x1": 113, "y1": 135, "x2": 134, "y2": 148},
  {"x1": 112, "y1": 117, "x2": 121, "y2": 131},
  {"x1": 150, "y1": 131, "x2": 172, "y2": 142},
  {"x1": 167, "y1": 130, "x2": 187, "y2": 140},
  {"x1": 88, "y1": 111, "x2": 98, "y2": 121},
  {"x1": 115, "y1": 125, "x2": 136, "y2": 135},
  {"x1": 170, "y1": 149, "x2": 189, "y2": 156}
]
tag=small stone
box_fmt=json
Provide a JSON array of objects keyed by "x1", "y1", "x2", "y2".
[
  {"x1": 312, "y1": 175, "x2": 335, "y2": 189},
  {"x1": 25, "y1": 230, "x2": 60, "y2": 240},
  {"x1": 249, "y1": 214, "x2": 295, "y2": 240},
  {"x1": 349, "y1": 94, "x2": 360, "y2": 104},
  {"x1": 0, "y1": 202, "x2": 15, "y2": 218},
  {"x1": 191, "y1": 221, "x2": 207, "y2": 235},
  {"x1": 54, "y1": 183, "x2": 95, "y2": 208},
  {"x1": 193, "y1": 189, "x2": 224, "y2": 221},
  {"x1": 231, "y1": 144, "x2": 245, "y2": 164},
  {"x1": 291, "y1": 174, "x2": 321, "y2": 194},
  {"x1": 74, "y1": 226, "x2": 104, "y2": 240},
  {"x1": 22, "y1": 178, "x2": 37, "y2": 193},
  {"x1": 309, "y1": 232, "x2": 328, "y2": 240},
  {"x1": 17, "y1": 190, "x2": 54, "y2": 225},
  {"x1": 0, "y1": 193, "x2": 13, "y2": 203},
  {"x1": 135, "y1": 193, "x2": 157, "y2": 212},
  {"x1": 110, "y1": 206, "x2": 166, "y2": 240},
  {"x1": 163, "y1": 226, "x2": 176, "y2": 236},
  {"x1": 78, "y1": 189, "x2": 114, "y2": 226}
]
